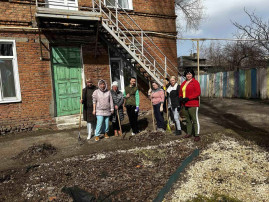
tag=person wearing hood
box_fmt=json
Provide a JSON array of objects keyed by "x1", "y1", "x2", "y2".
[
  {"x1": 167, "y1": 76, "x2": 182, "y2": 135},
  {"x1": 179, "y1": 68, "x2": 201, "y2": 142},
  {"x1": 92, "y1": 80, "x2": 114, "y2": 142},
  {"x1": 81, "y1": 78, "x2": 97, "y2": 140},
  {"x1": 123, "y1": 77, "x2": 140, "y2": 136},
  {"x1": 148, "y1": 81, "x2": 165, "y2": 131},
  {"x1": 110, "y1": 81, "x2": 124, "y2": 136}
]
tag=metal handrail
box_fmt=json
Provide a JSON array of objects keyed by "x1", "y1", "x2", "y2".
[
  {"x1": 103, "y1": 0, "x2": 178, "y2": 75},
  {"x1": 99, "y1": 6, "x2": 165, "y2": 77},
  {"x1": 95, "y1": 0, "x2": 177, "y2": 77}
]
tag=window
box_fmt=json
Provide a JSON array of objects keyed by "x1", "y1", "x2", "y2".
[
  {"x1": 109, "y1": 49, "x2": 136, "y2": 92},
  {"x1": 0, "y1": 40, "x2": 21, "y2": 103},
  {"x1": 105, "y1": 0, "x2": 133, "y2": 10}
]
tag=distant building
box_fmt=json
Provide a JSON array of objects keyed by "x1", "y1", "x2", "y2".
[{"x1": 178, "y1": 53, "x2": 213, "y2": 73}]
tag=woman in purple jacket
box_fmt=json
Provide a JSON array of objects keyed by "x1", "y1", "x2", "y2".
[
  {"x1": 148, "y1": 81, "x2": 165, "y2": 131},
  {"x1": 92, "y1": 80, "x2": 114, "y2": 142}
]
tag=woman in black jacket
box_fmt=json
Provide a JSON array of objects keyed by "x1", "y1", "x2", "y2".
[
  {"x1": 110, "y1": 81, "x2": 124, "y2": 136},
  {"x1": 81, "y1": 78, "x2": 97, "y2": 140},
  {"x1": 167, "y1": 76, "x2": 181, "y2": 135}
]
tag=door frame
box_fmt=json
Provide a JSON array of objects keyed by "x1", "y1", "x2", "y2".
[{"x1": 50, "y1": 44, "x2": 84, "y2": 117}]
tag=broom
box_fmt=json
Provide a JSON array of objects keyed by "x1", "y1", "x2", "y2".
[{"x1": 163, "y1": 81, "x2": 171, "y2": 132}]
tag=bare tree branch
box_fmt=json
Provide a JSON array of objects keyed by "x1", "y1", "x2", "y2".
[
  {"x1": 175, "y1": 0, "x2": 205, "y2": 35},
  {"x1": 232, "y1": 8, "x2": 269, "y2": 53}
]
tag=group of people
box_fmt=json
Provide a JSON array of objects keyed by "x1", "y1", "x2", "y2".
[
  {"x1": 81, "y1": 77, "x2": 139, "y2": 142},
  {"x1": 81, "y1": 68, "x2": 201, "y2": 142}
]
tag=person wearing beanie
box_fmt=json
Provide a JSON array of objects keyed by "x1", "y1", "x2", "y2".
[
  {"x1": 110, "y1": 81, "x2": 124, "y2": 137},
  {"x1": 92, "y1": 80, "x2": 114, "y2": 142},
  {"x1": 179, "y1": 68, "x2": 201, "y2": 142},
  {"x1": 81, "y1": 78, "x2": 97, "y2": 140},
  {"x1": 123, "y1": 77, "x2": 140, "y2": 136}
]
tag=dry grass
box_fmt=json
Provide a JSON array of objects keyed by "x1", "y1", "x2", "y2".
[{"x1": 166, "y1": 136, "x2": 269, "y2": 202}]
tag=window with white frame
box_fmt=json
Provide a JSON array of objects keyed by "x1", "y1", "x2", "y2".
[
  {"x1": 105, "y1": 0, "x2": 133, "y2": 10},
  {"x1": 0, "y1": 40, "x2": 21, "y2": 103}
]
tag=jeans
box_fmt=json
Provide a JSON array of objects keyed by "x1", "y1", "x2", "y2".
[
  {"x1": 95, "y1": 116, "x2": 109, "y2": 136},
  {"x1": 126, "y1": 105, "x2": 139, "y2": 134},
  {"x1": 153, "y1": 103, "x2": 165, "y2": 129},
  {"x1": 171, "y1": 107, "x2": 181, "y2": 130},
  {"x1": 87, "y1": 122, "x2": 96, "y2": 139}
]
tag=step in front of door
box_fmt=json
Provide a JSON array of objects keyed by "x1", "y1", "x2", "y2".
[{"x1": 55, "y1": 114, "x2": 86, "y2": 130}]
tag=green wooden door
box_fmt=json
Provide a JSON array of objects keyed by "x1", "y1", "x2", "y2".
[{"x1": 52, "y1": 46, "x2": 82, "y2": 116}]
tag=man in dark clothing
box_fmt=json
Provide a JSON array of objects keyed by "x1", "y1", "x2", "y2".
[
  {"x1": 81, "y1": 78, "x2": 97, "y2": 140},
  {"x1": 123, "y1": 77, "x2": 140, "y2": 136}
]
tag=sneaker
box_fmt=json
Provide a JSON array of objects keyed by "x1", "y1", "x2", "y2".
[
  {"x1": 157, "y1": 128, "x2": 165, "y2": 132},
  {"x1": 104, "y1": 133, "x2": 109, "y2": 139},
  {"x1": 175, "y1": 130, "x2": 182, "y2": 136},
  {"x1": 194, "y1": 136, "x2": 201, "y2": 142},
  {"x1": 95, "y1": 136, "x2": 100, "y2": 142},
  {"x1": 184, "y1": 134, "x2": 192, "y2": 138},
  {"x1": 87, "y1": 136, "x2": 91, "y2": 140},
  {"x1": 131, "y1": 132, "x2": 136, "y2": 136}
]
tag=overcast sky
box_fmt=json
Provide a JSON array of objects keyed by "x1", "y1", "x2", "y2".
[{"x1": 177, "y1": 0, "x2": 269, "y2": 56}]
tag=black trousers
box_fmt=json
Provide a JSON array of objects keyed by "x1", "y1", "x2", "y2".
[
  {"x1": 112, "y1": 118, "x2": 120, "y2": 131},
  {"x1": 153, "y1": 103, "x2": 165, "y2": 129},
  {"x1": 126, "y1": 105, "x2": 139, "y2": 134}
]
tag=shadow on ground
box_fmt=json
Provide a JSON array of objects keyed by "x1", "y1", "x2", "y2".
[{"x1": 200, "y1": 100, "x2": 269, "y2": 148}]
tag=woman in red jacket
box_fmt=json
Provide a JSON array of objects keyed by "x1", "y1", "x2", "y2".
[{"x1": 179, "y1": 68, "x2": 201, "y2": 142}]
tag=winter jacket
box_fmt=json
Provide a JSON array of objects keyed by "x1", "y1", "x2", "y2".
[
  {"x1": 167, "y1": 83, "x2": 181, "y2": 108},
  {"x1": 150, "y1": 88, "x2": 165, "y2": 105},
  {"x1": 92, "y1": 80, "x2": 114, "y2": 116},
  {"x1": 110, "y1": 89, "x2": 124, "y2": 122},
  {"x1": 179, "y1": 78, "x2": 201, "y2": 107},
  {"x1": 82, "y1": 85, "x2": 97, "y2": 122}
]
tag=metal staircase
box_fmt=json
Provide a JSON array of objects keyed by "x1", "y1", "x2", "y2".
[{"x1": 93, "y1": 0, "x2": 178, "y2": 85}]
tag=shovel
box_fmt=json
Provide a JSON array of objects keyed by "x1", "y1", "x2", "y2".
[
  {"x1": 117, "y1": 109, "x2": 123, "y2": 136},
  {"x1": 149, "y1": 81, "x2": 156, "y2": 131},
  {"x1": 78, "y1": 79, "x2": 83, "y2": 141}
]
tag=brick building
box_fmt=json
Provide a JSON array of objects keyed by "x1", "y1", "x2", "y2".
[{"x1": 0, "y1": 0, "x2": 178, "y2": 133}]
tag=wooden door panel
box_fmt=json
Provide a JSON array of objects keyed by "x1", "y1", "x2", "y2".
[{"x1": 52, "y1": 47, "x2": 82, "y2": 116}]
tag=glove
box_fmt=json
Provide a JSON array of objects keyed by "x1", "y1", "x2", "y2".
[
  {"x1": 135, "y1": 106, "x2": 139, "y2": 113},
  {"x1": 160, "y1": 105, "x2": 163, "y2": 112},
  {"x1": 182, "y1": 98, "x2": 189, "y2": 103}
]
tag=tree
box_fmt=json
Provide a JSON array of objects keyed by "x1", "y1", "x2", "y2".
[
  {"x1": 175, "y1": 0, "x2": 205, "y2": 35},
  {"x1": 201, "y1": 41, "x2": 267, "y2": 71},
  {"x1": 233, "y1": 9, "x2": 269, "y2": 53}
]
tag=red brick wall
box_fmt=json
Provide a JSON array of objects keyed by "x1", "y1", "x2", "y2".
[
  {"x1": 0, "y1": 0, "x2": 177, "y2": 133},
  {"x1": 0, "y1": 32, "x2": 55, "y2": 134}
]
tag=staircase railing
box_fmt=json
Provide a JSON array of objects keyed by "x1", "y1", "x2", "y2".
[{"x1": 93, "y1": 0, "x2": 179, "y2": 79}]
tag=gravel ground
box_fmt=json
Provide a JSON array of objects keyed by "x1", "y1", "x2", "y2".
[{"x1": 165, "y1": 135, "x2": 269, "y2": 202}]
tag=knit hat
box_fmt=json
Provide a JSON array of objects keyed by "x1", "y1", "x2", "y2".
[{"x1": 112, "y1": 81, "x2": 119, "y2": 87}]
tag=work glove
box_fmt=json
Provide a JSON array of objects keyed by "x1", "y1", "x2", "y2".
[
  {"x1": 160, "y1": 104, "x2": 163, "y2": 112},
  {"x1": 182, "y1": 98, "x2": 189, "y2": 103},
  {"x1": 135, "y1": 106, "x2": 139, "y2": 113}
]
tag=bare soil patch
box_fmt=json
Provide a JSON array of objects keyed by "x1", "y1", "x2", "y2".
[{"x1": 14, "y1": 143, "x2": 57, "y2": 163}]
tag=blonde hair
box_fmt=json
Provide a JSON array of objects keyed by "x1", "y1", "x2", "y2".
[{"x1": 170, "y1": 76, "x2": 176, "y2": 81}]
